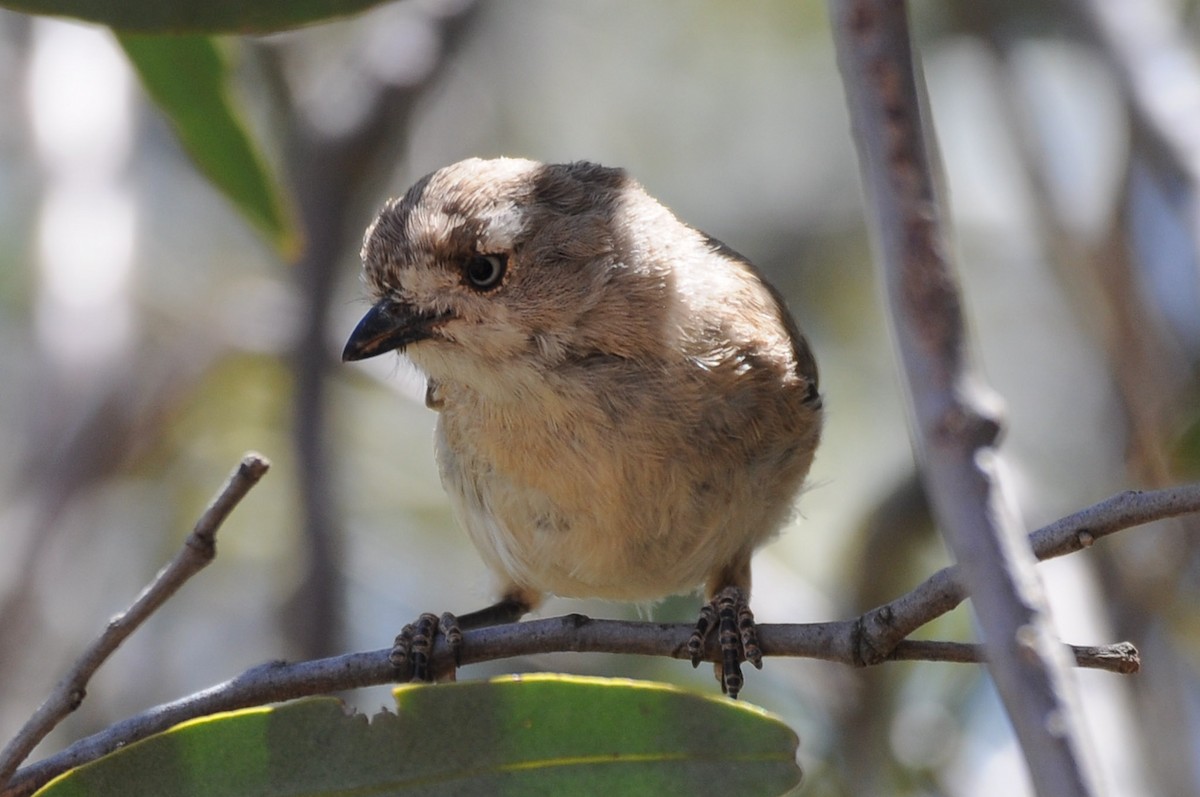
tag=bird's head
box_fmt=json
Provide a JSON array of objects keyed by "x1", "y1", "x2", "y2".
[{"x1": 342, "y1": 158, "x2": 675, "y2": 392}]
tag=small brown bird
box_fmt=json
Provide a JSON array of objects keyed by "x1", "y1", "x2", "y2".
[{"x1": 343, "y1": 158, "x2": 822, "y2": 697}]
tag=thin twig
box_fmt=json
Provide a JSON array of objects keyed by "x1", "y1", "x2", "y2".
[
  {"x1": 887, "y1": 639, "x2": 1140, "y2": 674},
  {"x1": 855, "y1": 483, "x2": 1200, "y2": 663},
  {"x1": 0, "y1": 453, "x2": 270, "y2": 789},
  {"x1": 1029, "y1": 485, "x2": 1200, "y2": 559}
]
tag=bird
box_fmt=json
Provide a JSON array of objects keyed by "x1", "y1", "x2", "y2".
[{"x1": 342, "y1": 157, "x2": 822, "y2": 698}]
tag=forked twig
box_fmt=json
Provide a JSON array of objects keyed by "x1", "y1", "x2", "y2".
[{"x1": 0, "y1": 453, "x2": 270, "y2": 788}]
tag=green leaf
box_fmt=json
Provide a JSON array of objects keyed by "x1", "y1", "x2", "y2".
[
  {"x1": 33, "y1": 675, "x2": 803, "y2": 796},
  {"x1": 118, "y1": 34, "x2": 301, "y2": 260},
  {"x1": 0, "y1": 0, "x2": 389, "y2": 34}
]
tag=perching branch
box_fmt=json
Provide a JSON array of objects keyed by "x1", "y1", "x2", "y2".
[
  {"x1": 829, "y1": 3, "x2": 1103, "y2": 795},
  {"x1": 0, "y1": 627, "x2": 1138, "y2": 797},
  {"x1": 0, "y1": 453, "x2": 270, "y2": 790},
  {"x1": 6, "y1": 482, "x2": 1196, "y2": 797}
]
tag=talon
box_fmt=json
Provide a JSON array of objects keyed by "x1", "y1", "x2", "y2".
[
  {"x1": 440, "y1": 611, "x2": 463, "y2": 667},
  {"x1": 691, "y1": 586, "x2": 760, "y2": 699},
  {"x1": 738, "y1": 601, "x2": 762, "y2": 670},
  {"x1": 390, "y1": 624, "x2": 416, "y2": 674},
  {"x1": 688, "y1": 603, "x2": 718, "y2": 667},
  {"x1": 716, "y1": 591, "x2": 742, "y2": 698},
  {"x1": 409, "y1": 612, "x2": 440, "y2": 682},
  {"x1": 721, "y1": 660, "x2": 745, "y2": 698}
]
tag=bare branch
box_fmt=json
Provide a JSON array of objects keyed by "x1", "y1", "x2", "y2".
[
  {"x1": 829, "y1": 2, "x2": 1105, "y2": 794},
  {"x1": 0, "y1": 454, "x2": 270, "y2": 788},
  {"x1": 887, "y1": 640, "x2": 1140, "y2": 674},
  {"x1": 1029, "y1": 485, "x2": 1200, "y2": 559},
  {"x1": 857, "y1": 483, "x2": 1200, "y2": 662}
]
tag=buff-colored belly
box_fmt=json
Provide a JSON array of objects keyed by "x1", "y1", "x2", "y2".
[
  {"x1": 429, "y1": 360, "x2": 815, "y2": 602},
  {"x1": 435, "y1": 417, "x2": 793, "y2": 601}
]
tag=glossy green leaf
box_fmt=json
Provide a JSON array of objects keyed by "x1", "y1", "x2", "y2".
[
  {"x1": 0, "y1": 0, "x2": 388, "y2": 34},
  {"x1": 33, "y1": 675, "x2": 803, "y2": 796},
  {"x1": 118, "y1": 34, "x2": 301, "y2": 260}
]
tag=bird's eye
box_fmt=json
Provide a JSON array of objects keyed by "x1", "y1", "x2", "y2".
[{"x1": 463, "y1": 254, "x2": 507, "y2": 290}]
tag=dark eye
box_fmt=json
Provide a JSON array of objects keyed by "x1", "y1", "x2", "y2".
[{"x1": 463, "y1": 254, "x2": 507, "y2": 290}]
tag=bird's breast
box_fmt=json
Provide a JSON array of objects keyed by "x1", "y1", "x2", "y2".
[
  {"x1": 429, "y1": 358, "x2": 818, "y2": 601},
  {"x1": 434, "y1": 389, "x2": 691, "y2": 599}
]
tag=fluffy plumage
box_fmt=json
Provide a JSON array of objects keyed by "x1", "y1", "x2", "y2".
[{"x1": 344, "y1": 157, "x2": 822, "y2": 695}]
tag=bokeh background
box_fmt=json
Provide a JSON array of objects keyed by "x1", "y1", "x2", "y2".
[{"x1": 2, "y1": 2, "x2": 1199, "y2": 795}]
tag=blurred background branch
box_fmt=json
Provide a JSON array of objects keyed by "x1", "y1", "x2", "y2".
[{"x1": 266, "y1": 0, "x2": 480, "y2": 662}]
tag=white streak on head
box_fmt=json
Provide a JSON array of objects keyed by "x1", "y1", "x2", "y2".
[{"x1": 476, "y1": 202, "x2": 525, "y2": 253}]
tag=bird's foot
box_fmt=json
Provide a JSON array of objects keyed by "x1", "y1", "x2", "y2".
[
  {"x1": 389, "y1": 596, "x2": 534, "y2": 683},
  {"x1": 390, "y1": 611, "x2": 462, "y2": 682},
  {"x1": 686, "y1": 586, "x2": 762, "y2": 699}
]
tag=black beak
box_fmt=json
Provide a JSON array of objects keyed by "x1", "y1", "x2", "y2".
[{"x1": 342, "y1": 299, "x2": 443, "y2": 362}]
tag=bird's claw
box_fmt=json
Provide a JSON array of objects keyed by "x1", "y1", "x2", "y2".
[
  {"x1": 390, "y1": 611, "x2": 462, "y2": 682},
  {"x1": 686, "y1": 586, "x2": 761, "y2": 699}
]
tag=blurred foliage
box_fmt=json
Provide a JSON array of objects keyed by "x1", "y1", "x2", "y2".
[
  {"x1": 1174, "y1": 410, "x2": 1200, "y2": 478},
  {"x1": 0, "y1": 0, "x2": 391, "y2": 33},
  {"x1": 1, "y1": 1, "x2": 1199, "y2": 796}
]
